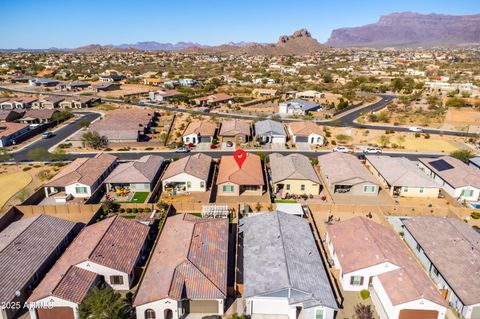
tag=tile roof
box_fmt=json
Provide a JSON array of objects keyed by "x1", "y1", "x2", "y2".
[
  {"x1": 183, "y1": 120, "x2": 217, "y2": 137},
  {"x1": 0, "y1": 122, "x2": 28, "y2": 139},
  {"x1": 44, "y1": 153, "x2": 117, "y2": 188},
  {"x1": 318, "y1": 153, "x2": 379, "y2": 186},
  {"x1": 327, "y1": 217, "x2": 446, "y2": 307},
  {"x1": 29, "y1": 216, "x2": 148, "y2": 304},
  {"x1": 161, "y1": 153, "x2": 212, "y2": 181},
  {"x1": 0, "y1": 215, "x2": 76, "y2": 303},
  {"x1": 254, "y1": 120, "x2": 286, "y2": 136},
  {"x1": 196, "y1": 93, "x2": 233, "y2": 103},
  {"x1": 287, "y1": 121, "x2": 323, "y2": 137},
  {"x1": 269, "y1": 153, "x2": 320, "y2": 184},
  {"x1": 0, "y1": 110, "x2": 24, "y2": 121},
  {"x1": 134, "y1": 214, "x2": 228, "y2": 306},
  {"x1": 366, "y1": 155, "x2": 439, "y2": 188},
  {"x1": 219, "y1": 120, "x2": 251, "y2": 136},
  {"x1": 217, "y1": 154, "x2": 264, "y2": 185},
  {"x1": 240, "y1": 212, "x2": 337, "y2": 310},
  {"x1": 419, "y1": 156, "x2": 480, "y2": 189},
  {"x1": 105, "y1": 155, "x2": 164, "y2": 184},
  {"x1": 22, "y1": 109, "x2": 58, "y2": 120},
  {"x1": 403, "y1": 217, "x2": 480, "y2": 306}
]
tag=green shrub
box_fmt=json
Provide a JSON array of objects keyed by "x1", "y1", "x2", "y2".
[
  {"x1": 126, "y1": 208, "x2": 132, "y2": 214},
  {"x1": 415, "y1": 133, "x2": 421, "y2": 138},
  {"x1": 145, "y1": 147, "x2": 154, "y2": 151},
  {"x1": 360, "y1": 289, "x2": 370, "y2": 300},
  {"x1": 138, "y1": 208, "x2": 144, "y2": 213},
  {"x1": 22, "y1": 167, "x2": 32, "y2": 171},
  {"x1": 118, "y1": 208, "x2": 125, "y2": 214},
  {"x1": 471, "y1": 212, "x2": 480, "y2": 219},
  {"x1": 424, "y1": 133, "x2": 430, "y2": 139},
  {"x1": 132, "y1": 208, "x2": 138, "y2": 214}
]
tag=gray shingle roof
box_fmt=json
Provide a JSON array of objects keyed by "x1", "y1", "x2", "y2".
[
  {"x1": 282, "y1": 99, "x2": 320, "y2": 112},
  {"x1": 269, "y1": 153, "x2": 320, "y2": 184},
  {"x1": 240, "y1": 212, "x2": 337, "y2": 310},
  {"x1": 254, "y1": 120, "x2": 286, "y2": 136},
  {"x1": 0, "y1": 215, "x2": 76, "y2": 303}
]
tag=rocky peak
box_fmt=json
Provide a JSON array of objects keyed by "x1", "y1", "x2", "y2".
[{"x1": 278, "y1": 29, "x2": 312, "y2": 43}]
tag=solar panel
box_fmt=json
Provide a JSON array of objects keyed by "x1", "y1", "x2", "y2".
[{"x1": 429, "y1": 159, "x2": 454, "y2": 171}]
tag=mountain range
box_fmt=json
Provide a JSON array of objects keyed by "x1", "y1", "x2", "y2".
[{"x1": 326, "y1": 12, "x2": 480, "y2": 48}]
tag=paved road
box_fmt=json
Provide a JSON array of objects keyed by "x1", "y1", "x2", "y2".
[{"x1": 13, "y1": 112, "x2": 101, "y2": 162}]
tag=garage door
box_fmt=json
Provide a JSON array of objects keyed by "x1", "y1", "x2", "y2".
[
  {"x1": 199, "y1": 136, "x2": 211, "y2": 143},
  {"x1": 398, "y1": 309, "x2": 438, "y2": 319},
  {"x1": 37, "y1": 307, "x2": 75, "y2": 319},
  {"x1": 471, "y1": 306, "x2": 480, "y2": 319},
  {"x1": 189, "y1": 300, "x2": 218, "y2": 313},
  {"x1": 295, "y1": 136, "x2": 308, "y2": 143},
  {"x1": 272, "y1": 137, "x2": 285, "y2": 143}
]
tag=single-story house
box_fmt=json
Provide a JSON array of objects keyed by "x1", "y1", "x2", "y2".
[
  {"x1": 218, "y1": 119, "x2": 251, "y2": 144},
  {"x1": 366, "y1": 155, "x2": 440, "y2": 198},
  {"x1": 144, "y1": 78, "x2": 165, "y2": 86},
  {"x1": 279, "y1": 99, "x2": 321, "y2": 115},
  {"x1": 241, "y1": 212, "x2": 338, "y2": 319},
  {"x1": 269, "y1": 153, "x2": 321, "y2": 196},
  {"x1": 29, "y1": 78, "x2": 59, "y2": 87},
  {"x1": 69, "y1": 109, "x2": 156, "y2": 145},
  {"x1": 179, "y1": 78, "x2": 198, "y2": 86},
  {"x1": 418, "y1": 156, "x2": 480, "y2": 202},
  {"x1": 295, "y1": 90, "x2": 324, "y2": 99},
  {"x1": 318, "y1": 152, "x2": 380, "y2": 196},
  {"x1": 99, "y1": 74, "x2": 125, "y2": 82},
  {"x1": 216, "y1": 153, "x2": 264, "y2": 196},
  {"x1": 403, "y1": 217, "x2": 480, "y2": 319},
  {"x1": 0, "y1": 215, "x2": 77, "y2": 319},
  {"x1": 0, "y1": 122, "x2": 29, "y2": 147},
  {"x1": 254, "y1": 119, "x2": 287, "y2": 144},
  {"x1": 44, "y1": 153, "x2": 117, "y2": 201},
  {"x1": 149, "y1": 89, "x2": 181, "y2": 102},
  {"x1": 251, "y1": 88, "x2": 278, "y2": 98},
  {"x1": 19, "y1": 109, "x2": 59, "y2": 124},
  {"x1": 326, "y1": 217, "x2": 447, "y2": 319},
  {"x1": 0, "y1": 97, "x2": 37, "y2": 109},
  {"x1": 182, "y1": 120, "x2": 217, "y2": 145},
  {"x1": 32, "y1": 96, "x2": 65, "y2": 109},
  {"x1": 92, "y1": 83, "x2": 121, "y2": 92},
  {"x1": 28, "y1": 216, "x2": 149, "y2": 319},
  {"x1": 65, "y1": 81, "x2": 91, "y2": 91},
  {"x1": 470, "y1": 157, "x2": 480, "y2": 171},
  {"x1": 0, "y1": 110, "x2": 24, "y2": 122},
  {"x1": 286, "y1": 121, "x2": 324, "y2": 145},
  {"x1": 134, "y1": 214, "x2": 228, "y2": 319},
  {"x1": 105, "y1": 155, "x2": 165, "y2": 193},
  {"x1": 194, "y1": 93, "x2": 234, "y2": 107},
  {"x1": 161, "y1": 153, "x2": 212, "y2": 192},
  {"x1": 59, "y1": 97, "x2": 96, "y2": 108}
]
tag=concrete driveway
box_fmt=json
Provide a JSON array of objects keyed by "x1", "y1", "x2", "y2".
[
  {"x1": 295, "y1": 143, "x2": 311, "y2": 151},
  {"x1": 270, "y1": 143, "x2": 286, "y2": 150},
  {"x1": 195, "y1": 142, "x2": 212, "y2": 151}
]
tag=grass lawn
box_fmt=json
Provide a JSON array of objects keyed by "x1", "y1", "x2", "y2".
[
  {"x1": 274, "y1": 199, "x2": 297, "y2": 203},
  {"x1": 0, "y1": 172, "x2": 32, "y2": 210},
  {"x1": 116, "y1": 192, "x2": 149, "y2": 204}
]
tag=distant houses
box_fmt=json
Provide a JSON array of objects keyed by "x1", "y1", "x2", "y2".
[
  {"x1": 0, "y1": 122, "x2": 29, "y2": 147},
  {"x1": 149, "y1": 89, "x2": 181, "y2": 102},
  {"x1": 194, "y1": 93, "x2": 234, "y2": 107},
  {"x1": 278, "y1": 99, "x2": 321, "y2": 115}
]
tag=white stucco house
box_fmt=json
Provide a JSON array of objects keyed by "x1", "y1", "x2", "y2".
[
  {"x1": 134, "y1": 214, "x2": 228, "y2": 319},
  {"x1": 182, "y1": 120, "x2": 217, "y2": 145},
  {"x1": 161, "y1": 154, "x2": 212, "y2": 193},
  {"x1": 241, "y1": 212, "x2": 338, "y2": 319},
  {"x1": 418, "y1": 156, "x2": 480, "y2": 202},
  {"x1": 278, "y1": 99, "x2": 321, "y2": 115},
  {"x1": 326, "y1": 217, "x2": 447, "y2": 319},
  {"x1": 402, "y1": 217, "x2": 480, "y2": 319},
  {"x1": 28, "y1": 216, "x2": 149, "y2": 319}
]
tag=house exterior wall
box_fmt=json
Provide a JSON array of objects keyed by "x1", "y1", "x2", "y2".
[
  {"x1": 217, "y1": 182, "x2": 240, "y2": 196},
  {"x1": 135, "y1": 298, "x2": 224, "y2": 319},
  {"x1": 274, "y1": 179, "x2": 320, "y2": 196},
  {"x1": 292, "y1": 134, "x2": 324, "y2": 145},
  {"x1": 397, "y1": 186, "x2": 440, "y2": 198},
  {"x1": 183, "y1": 133, "x2": 199, "y2": 145},
  {"x1": 75, "y1": 261, "x2": 131, "y2": 290},
  {"x1": 65, "y1": 183, "x2": 92, "y2": 198},
  {"x1": 246, "y1": 296, "x2": 335, "y2": 319},
  {"x1": 162, "y1": 173, "x2": 207, "y2": 192},
  {"x1": 28, "y1": 296, "x2": 79, "y2": 319}
]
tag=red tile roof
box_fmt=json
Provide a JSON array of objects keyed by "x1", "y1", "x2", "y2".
[{"x1": 216, "y1": 154, "x2": 264, "y2": 186}]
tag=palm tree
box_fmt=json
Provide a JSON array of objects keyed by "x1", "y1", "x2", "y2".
[{"x1": 78, "y1": 285, "x2": 133, "y2": 319}]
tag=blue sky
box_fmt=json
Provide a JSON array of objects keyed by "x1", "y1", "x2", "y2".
[{"x1": 0, "y1": 0, "x2": 479, "y2": 48}]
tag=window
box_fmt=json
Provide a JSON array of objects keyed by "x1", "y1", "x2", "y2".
[
  {"x1": 350, "y1": 276, "x2": 363, "y2": 286},
  {"x1": 200, "y1": 181, "x2": 205, "y2": 188},
  {"x1": 187, "y1": 181, "x2": 191, "y2": 188},
  {"x1": 404, "y1": 187, "x2": 409, "y2": 192},
  {"x1": 286, "y1": 184, "x2": 290, "y2": 190},
  {"x1": 315, "y1": 309, "x2": 324, "y2": 319},
  {"x1": 419, "y1": 187, "x2": 424, "y2": 193},
  {"x1": 300, "y1": 184, "x2": 305, "y2": 191},
  {"x1": 110, "y1": 275, "x2": 124, "y2": 285},
  {"x1": 432, "y1": 266, "x2": 440, "y2": 277},
  {"x1": 75, "y1": 186, "x2": 87, "y2": 194},
  {"x1": 223, "y1": 185, "x2": 234, "y2": 192},
  {"x1": 145, "y1": 309, "x2": 156, "y2": 319},
  {"x1": 416, "y1": 243, "x2": 422, "y2": 252},
  {"x1": 461, "y1": 189, "x2": 474, "y2": 197},
  {"x1": 363, "y1": 185, "x2": 376, "y2": 193},
  {"x1": 185, "y1": 137, "x2": 190, "y2": 143}
]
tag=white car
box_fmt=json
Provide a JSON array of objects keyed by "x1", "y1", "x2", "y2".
[
  {"x1": 363, "y1": 147, "x2": 382, "y2": 154},
  {"x1": 333, "y1": 146, "x2": 352, "y2": 153},
  {"x1": 408, "y1": 126, "x2": 423, "y2": 132}
]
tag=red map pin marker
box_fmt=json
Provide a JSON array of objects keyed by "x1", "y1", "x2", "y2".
[{"x1": 233, "y1": 149, "x2": 247, "y2": 168}]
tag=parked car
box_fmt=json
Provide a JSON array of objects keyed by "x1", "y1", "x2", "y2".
[
  {"x1": 226, "y1": 141, "x2": 233, "y2": 147},
  {"x1": 175, "y1": 146, "x2": 190, "y2": 153},
  {"x1": 42, "y1": 132, "x2": 54, "y2": 139},
  {"x1": 363, "y1": 147, "x2": 382, "y2": 154},
  {"x1": 333, "y1": 146, "x2": 352, "y2": 153},
  {"x1": 408, "y1": 126, "x2": 423, "y2": 132}
]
